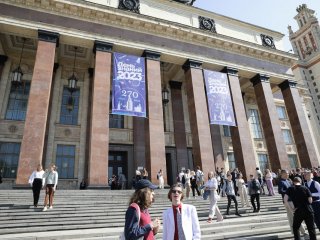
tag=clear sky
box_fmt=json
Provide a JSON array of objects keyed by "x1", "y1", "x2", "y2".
[{"x1": 193, "y1": 0, "x2": 320, "y2": 51}]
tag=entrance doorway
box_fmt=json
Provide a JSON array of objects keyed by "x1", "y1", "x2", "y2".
[{"x1": 108, "y1": 151, "x2": 127, "y2": 188}]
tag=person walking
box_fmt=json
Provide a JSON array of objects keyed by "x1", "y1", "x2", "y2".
[
  {"x1": 223, "y1": 173, "x2": 241, "y2": 216},
  {"x1": 118, "y1": 172, "x2": 127, "y2": 190},
  {"x1": 204, "y1": 171, "x2": 223, "y2": 223},
  {"x1": 278, "y1": 170, "x2": 306, "y2": 236},
  {"x1": 248, "y1": 174, "x2": 261, "y2": 213},
  {"x1": 42, "y1": 164, "x2": 58, "y2": 211},
  {"x1": 304, "y1": 170, "x2": 320, "y2": 232},
  {"x1": 256, "y1": 167, "x2": 265, "y2": 195},
  {"x1": 284, "y1": 177, "x2": 317, "y2": 240},
  {"x1": 236, "y1": 173, "x2": 251, "y2": 208},
  {"x1": 124, "y1": 179, "x2": 160, "y2": 240},
  {"x1": 265, "y1": 169, "x2": 275, "y2": 196},
  {"x1": 28, "y1": 164, "x2": 45, "y2": 207},
  {"x1": 190, "y1": 170, "x2": 201, "y2": 198},
  {"x1": 184, "y1": 169, "x2": 191, "y2": 199},
  {"x1": 195, "y1": 166, "x2": 204, "y2": 194},
  {"x1": 162, "y1": 183, "x2": 201, "y2": 240},
  {"x1": 157, "y1": 169, "x2": 164, "y2": 189}
]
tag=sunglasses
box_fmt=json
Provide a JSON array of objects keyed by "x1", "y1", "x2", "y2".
[{"x1": 171, "y1": 190, "x2": 182, "y2": 194}]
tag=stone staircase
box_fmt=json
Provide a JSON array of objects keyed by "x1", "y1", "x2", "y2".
[{"x1": 0, "y1": 189, "x2": 314, "y2": 239}]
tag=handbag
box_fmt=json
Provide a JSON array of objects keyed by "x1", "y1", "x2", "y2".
[
  {"x1": 203, "y1": 189, "x2": 210, "y2": 200},
  {"x1": 119, "y1": 203, "x2": 141, "y2": 240}
]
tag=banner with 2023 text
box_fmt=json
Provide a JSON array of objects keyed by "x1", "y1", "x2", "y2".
[
  {"x1": 112, "y1": 53, "x2": 146, "y2": 117},
  {"x1": 203, "y1": 69, "x2": 236, "y2": 126}
]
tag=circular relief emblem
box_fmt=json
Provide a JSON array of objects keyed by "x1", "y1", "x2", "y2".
[
  {"x1": 123, "y1": 0, "x2": 136, "y2": 10},
  {"x1": 202, "y1": 19, "x2": 213, "y2": 30},
  {"x1": 8, "y1": 125, "x2": 17, "y2": 133},
  {"x1": 64, "y1": 129, "x2": 72, "y2": 137}
]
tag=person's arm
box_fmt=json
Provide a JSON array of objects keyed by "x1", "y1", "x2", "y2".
[
  {"x1": 124, "y1": 206, "x2": 152, "y2": 239},
  {"x1": 191, "y1": 206, "x2": 201, "y2": 240},
  {"x1": 284, "y1": 193, "x2": 295, "y2": 212},
  {"x1": 28, "y1": 171, "x2": 35, "y2": 186},
  {"x1": 53, "y1": 172, "x2": 58, "y2": 191},
  {"x1": 312, "y1": 181, "x2": 320, "y2": 199}
]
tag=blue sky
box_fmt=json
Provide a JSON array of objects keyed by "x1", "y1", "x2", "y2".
[{"x1": 194, "y1": 0, "x2": 320, "y2": 51}]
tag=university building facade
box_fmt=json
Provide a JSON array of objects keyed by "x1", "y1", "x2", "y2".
[{"x1": 0, "y1": 0, "x2": 318, "y2": 189}]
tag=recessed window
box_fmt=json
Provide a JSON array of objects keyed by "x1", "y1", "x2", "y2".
[
  {"x1": 223, "y1": 125, "x2": 231, "y2": 137},
  {"x1": 313, "y1": 82, "x2": 317, "y2": 86},
  {"x1": 249, "y1": 109, "x2": 263, "y2": 139},
  {"x1": 309, "y1": 70, "x2": 313, "y2": 74},
  {"x1": 288, "y1": 155, "x2": 298, "y2": 169},
  {"x1": 282, "y1": 129, "x2": 293, "y2": 144},
  {"x1": 316, "y1": 89, "x2": 319, "y2": 93},
  {"x1": 56, "y1": 145, "x2": 75, "y2": 179},
  {"x1": 5, "y1": 82, "x2": 30, "y2": 121},
  {"x1": 227, "y1": 152, "x2": 236, "y2": 170},
  {"x1": 0, "y1": 142, "x2": 20, "y2": 178},
  {"x1": 109, "y1": 114, "x2": 124, "y2": 129},
  {"x1": 311, "y1": 76, "x2": 315, "y2": 80},
  {"x1": 258, "y1": 154, "x2": 269, "y2": 173},
  {"x1": 276, "y1": 106, "x2": 287, "y2": 119}
]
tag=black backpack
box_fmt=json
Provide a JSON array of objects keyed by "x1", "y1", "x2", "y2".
[{"x1": 252, "y1": 179, "x2": 260, "y2": 191}]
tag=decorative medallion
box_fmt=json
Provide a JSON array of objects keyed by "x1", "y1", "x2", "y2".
[
  {"x1": 8, "y1": 125, "x2": 17, "y2": 133},
  {"x1": 260, "y1": 34, "x2": 276, "y2": 49},
  {"x1": 64, "y1": 129, "x2": 72, "y2": 137},
  {"x1": 199, "y1": 16, "x2": 216, "y2": 33},
  {"x1": 118, "y1": 0, "x2": 140, "y2": 14},
  {"x1": 172, "y1": 0, "x2": 196, "y2": 5}
]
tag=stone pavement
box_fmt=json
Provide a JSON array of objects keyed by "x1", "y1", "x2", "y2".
[{"x1": 0, "y1": 189, "x2": 316, "y2": 239}]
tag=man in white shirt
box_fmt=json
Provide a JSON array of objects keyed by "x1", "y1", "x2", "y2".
[{"x1": 304, "y1": 170, "x2": 320, "y2": 231}]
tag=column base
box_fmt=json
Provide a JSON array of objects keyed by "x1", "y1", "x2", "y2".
[{"x1": 13, "y1": 184, "x2": 31, "y2": 189}]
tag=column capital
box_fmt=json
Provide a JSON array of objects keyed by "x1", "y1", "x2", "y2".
[
  {"x1": 93, "y1": 41, "x2": 113, "y2": 53},
  {"x1": 38, "y1": 30, "x2": 59, "y2": 47},
  {"x1": 142, "y1": 50, "x2": 161, "y2": 61},
  {"x1": 88, "y1": 68, "x2": 94, "y2": 78},
  {"x1": 169, "y1": 81, "x2": 183, "y2": 90},
  {"x1": 250, "y1": 74, "x2": 270, "y2": 86},
  {"x1": 182, "y1": 59, "x2": 202, "y2": 71},
  {"x1": 0, "y1": 55, "x2": 8, "y2": 66},
  {"x1": 222, "y1": 67, "x2": 238, "y2": 76},
  {"x1": 279, "y1": 80, "x2": 297, "y2": 90}
]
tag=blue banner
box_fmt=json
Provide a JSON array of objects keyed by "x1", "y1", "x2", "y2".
[
  {"x1": 112, "y1": 53, "x2": 146, "y2": 117},
  {"x1": 203, "y1": 70, "x2": 236, "y2": 126}
]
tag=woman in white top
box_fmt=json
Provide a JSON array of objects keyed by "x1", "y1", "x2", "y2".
[
  {"x1": 42, "y1": 164, "x2": 58, "y2": 211},
  {"x1": 265, "y1": 169, "x2": 275, "y2": 196},
  {"x1": 28, "y1": 164, "x2": 45, "y2": 207},
  {"x1": 184, "y1": 169, "x2": 191, "y2": 199},
  {"x1": 204, "y1": 171, "x2": 223, "y2": 223},
  {"x1": 157, "y1": 169, "x2": 164, "y2": 189},
  {"x1": 236, "y1": 173, "x2": 251, "y2": 208}
]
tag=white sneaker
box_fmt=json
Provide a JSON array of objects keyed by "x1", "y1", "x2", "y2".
[
  {"x1": 49, "y1": 206, "x2": 53, "y2": 209},
  {"x1": 42, "y1": 206, "x2": 47, "y2": 212}
]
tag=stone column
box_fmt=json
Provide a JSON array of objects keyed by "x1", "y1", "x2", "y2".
[
  {"x1": 133, "y1": 118, "x2": 146, "y2": 169},
  {"x1": 251, "y1": 74, "x2": 290, "y2": 171},
  {"x1": 88, "y1": 41, "x2": 112, "y2": 188},
  {"x1": 0, "y1": 55, "x2": 8, "y2": 82},
  {"x1": 279, "y1": 80, "x2": 318, "y2": 168},
  {"x1": 210, "y1": 125, "x2": 225, "y2": 170},
  {"x1": 183, "y1": 59, "x2": 215, "y2": 174},
  {"x1": 169, "y1": 81, "x2": 189, "y2": 170},
  {"x1": 16, "y1": 30, "x2": 59, "y2": 185},
  {"x1": 223, "y1": 67, "x2": 256, "y2": 180},
  {"x1": 143, "y1": 50, "x2": 166, "y2": 183}
]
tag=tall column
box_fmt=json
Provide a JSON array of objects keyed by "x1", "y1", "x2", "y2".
[
  {"x1": 16, "y1": 30, "x2": 59, "y2": 185},
  {"x1": 143, "y1": 50, "x2": 166, "y2": 183},
  {"x1": 0, "y1": 55, "x2": 8, "y2": 82},
  {"x1": 223, "y1": 67, "x2": 256, "y2": 180},
  {"x1": 183, "y1": 60, "x2": 215, "y2": 174},
  {"x1": 279, "y1": 80, "x2": 318, "y2": 168},
  {"x1": 88, "y1": 41, "x2": 112, "y2": 188},
  {"x1": 251, "y1": 74, "x2": 290, "y2": 171},
  {"x1": 210, "y1": 125, "x2": 225, "y2": 169},
  {"x1": 169, "y1": 81, "x2": 189, "y2": 171},
  {"x1": 133, "y1": 118, "x2": 146, "y2": 169}
]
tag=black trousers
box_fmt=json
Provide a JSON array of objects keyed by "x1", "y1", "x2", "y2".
[
  {"x1": 293, "y1": 208, "x2": 316, "y2": 240},
  {"x1": 191, "y1": 185, "x2": 200, "y2": 196},
  {"x1": 32, "y1": 178, "x2": 42, "y2": 206},
  {"x1": 227, "y1": 195, "x2": 238, "y2": 213},
  {"x1": 312, "y1": 201, "x2": 320, "y2": 231},
  {"x1": 250, "y1": 194, "x2": 260, "y2": 211}
]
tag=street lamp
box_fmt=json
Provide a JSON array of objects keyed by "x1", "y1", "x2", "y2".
[
  {"x1": 66, "y1": 46, "x2": 78, "y2": 111},
  {"x1": 11, "y1": 38, "x2": 26, "y2": 87}
]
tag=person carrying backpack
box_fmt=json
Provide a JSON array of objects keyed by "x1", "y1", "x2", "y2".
[{"x1": 248, "y1": 174, "x2": 261, "y2": 213}]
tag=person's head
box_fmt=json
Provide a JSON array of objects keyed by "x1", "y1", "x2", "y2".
[
  {"x1": 265, "y1": 169, "x2": 270, "y2": 173},
  {"x1": 159, "y1": 169, "x2": 162, "y2": 173},
  {"x1": 186, "y1": 169, "x2": 190, "y2": 174},
  {"x1": 36, "y1": 164, "x2": 43, "y2": 171},
  {"x1": 190, "y1": 170, "x2": 195, "y2": 176},
  {"x1": 130, "y1": 179, "x2": 157, "y2": 209},
  {"x1": 168, "y1": 183, "x2": 184, "y2": 206},
  {"x1": 196, "y1": 166, "x2": 201, "y2": 171},
  {"x1": 238, "y1": 173, "x2": 243, "y2": 179},
  {"x1": 250, "y1": 174, "x2": 254, "y2": 179},
  {"x1": 305, "y1": 171, "x2": 312, "y2": 181},
  {"x1": 208, "y1": 171, "x2": 214, "y2": 179},
  {"x1": 49, "y1": 164, "x2": 56, "y2": 172},
  {"x1": 293, "y1": 177, "x2": 302, "y2": 185},
  {"x1": 296, "y1": 168, "x2": 301, "y2": 174},
  {"x1": 281, "y1": 170, "x2": 288, "y2": 179},
  {"x1": 227, "y1": 173, "x2": 232, "y2": 180}
]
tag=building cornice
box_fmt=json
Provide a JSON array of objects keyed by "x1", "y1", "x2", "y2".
[{"x1": 289, "y1": 20, "x2": 319, "y2": 40}]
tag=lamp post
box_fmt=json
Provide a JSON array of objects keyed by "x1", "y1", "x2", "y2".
[
  {"x1": 11, "y1": 38, "x2": 26, "y2": 87},
  {"x1": 67, "y1": 47, "x2": 78, "y2": 111}
]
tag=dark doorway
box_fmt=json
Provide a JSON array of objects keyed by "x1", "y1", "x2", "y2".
[
  {"x1": 109, "y1": 151, "x2": 127, "y2": 186},
  {"x1": 166, "y1": 153, "x2": 174, "y2": 186}
]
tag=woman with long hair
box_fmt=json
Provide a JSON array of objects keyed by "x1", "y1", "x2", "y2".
[
  {"x1": 42, "y1": 163, "x2": 58, "y2": 211},
  {"x1": 204, "y1": 171, "x2": 223, "y2": 223},
  {"x1": 236, "y1": 173, "x2": 251, "y2": 207},
  {"x1": 28, "y1": 164, "x2": 45, "y2": 207},
  {"x1": 124, "y1": 179, "x2": 160, "y2": 240}
]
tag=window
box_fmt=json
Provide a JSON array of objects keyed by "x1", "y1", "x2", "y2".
[
  {"x1": 276, "y1": 106, "x2": 287, "y2": 119},
  {"x1": 223, "y1": 126, "x2": 231, "y2": 137},
  {"x1": 288, "y1": 154, "x2": 298, "y2": 169},
  {"x1": 311, "y1": 76, "x2": 315, "y2": 80},
  {"x1": 109, "y1": 114, "x2": 124, "y2": 128},
  {"x1": 249, "y1": 109, "x2": 263, "y2": 139},
  {"x1": 313, "y1": 82, "x2": 317, "y2": 86},
  {"x1": 5, "y1": 82, "x2": 30, "y2": 121},
  {"x1": 282, "y1": 129, "x2": 293, "y2": 144},
  {"x1": 316, "y1": 89, "x2": 319, "y2": 93},
  {"x1": 56, "y1": 145, "x2": 75, "y2": 179},
  {"x1": 309, "y1": 70, "x2": 313, "y2": 74},
  {"x1": 318, "y1": 95, "x2": 320, "y2": 100},
  {"x1": 59, "y1": 87, "x2": 80, "y2": 125},
  {"x1": 227, "y1": 152, "x2": 236, "y2": 170},
  {"x1": 258, "y1": 154, "x2": 269, "y2": 173},
  {"x1": 0, "y1": 142, "x2": 20, "y2": 178}
]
